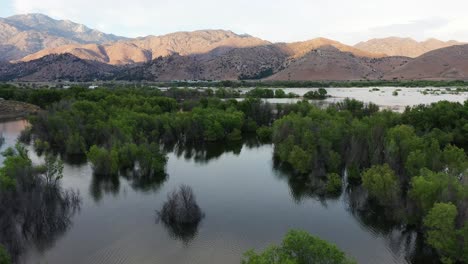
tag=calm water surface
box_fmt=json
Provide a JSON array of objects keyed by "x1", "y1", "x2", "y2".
[{"x1": 0, "y1": 118, "x2": 439, "y2": 264}]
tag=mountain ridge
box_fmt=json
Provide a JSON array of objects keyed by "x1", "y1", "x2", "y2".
[{"x1": 1, "y1": 13, "x2": 468, "y2": 82}]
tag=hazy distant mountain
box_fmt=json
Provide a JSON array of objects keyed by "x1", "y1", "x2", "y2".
[
  {"x1": 385, "y1": 44, "x2": 468, "y2": 80},
  {"x1": 354, "y1": 37, "x2": 464, "y2": 57},
  {"x1": 0, "y1": 13, "x2": 125, "y2": 61}
]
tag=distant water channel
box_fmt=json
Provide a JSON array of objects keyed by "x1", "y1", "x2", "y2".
[{"x1": 0, "y1": 116, "x2": 444, "y2": 264}]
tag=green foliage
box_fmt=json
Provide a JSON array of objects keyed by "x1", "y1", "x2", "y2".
[
  {"x1": 227, "y1": 128, "x2": 242, "y2": 141},
  {"x1": 385, "y1": 124, "x2": 423, "y2": 176},
  {"x1": 362, "y1": 164, "x2": 399, "y2": 205},
  {"x1": 246, "y1": 88, "x2": 275, "y2": 98},
  {"x1": 87, "y1": 145, "x2": 119, "y2": 175},
  {"x1": 33, "y1": 138, "x2": 50, "y2": 154},
  {"x1": 43, "y1": 154, "x2": 64, "y2": 185},
  {"x1": 274, "y1": 89, "x2": 286, "y2": 98},
  {"x1": 326, "y1": 173, "x2": 342, "y2": 194},
  {"x1": 65, "y1": 133, "x2": 87, "y2": 155},
  {"x1": 0, "y1": 245, "x2": 11, "y2": 264},
  {"x1": 409, "y1": 169, "x2": 464, "y2": 214},
  {"x1": 303, "y1": 88, "x2": 328, "y2": 100},
  {"x1": 256, "y1": 126, "x2": 273, "y2": 142},
  {"x1": 347, "y1": 164, "x2": 361, "y2": 183},
  {"x1": 242, "y1": 230, "x2": 356, "y2": 264},
  {"x1": 0, "y1": 144, "x2": 32, "y2": 190},
  {"x1": 424, "y1": 203, "x2": 459, "y2": 261},
  {"x1": 134, "y1": 143, "x2": 167, "y2": 177},
  {"x1": 288, "y1": 146, "x2": 311, "y2": 174}
]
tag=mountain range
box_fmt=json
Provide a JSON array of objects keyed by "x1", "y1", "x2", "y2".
[{"x1": 0, "y1": 13, "x2": 467, "y2": 82}]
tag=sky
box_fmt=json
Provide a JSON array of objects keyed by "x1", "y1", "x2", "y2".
[{"x1": 1, "y1": 0, "x2": 467, "y2": 44}]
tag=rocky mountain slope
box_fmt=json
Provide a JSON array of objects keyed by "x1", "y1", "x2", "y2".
[
  {"x1": 267, "y1": 46, "x2": 410, "y2": 81},
  {"x1": 1, "y1": 13, "x2": 468, "y2": 81},
  {"x1": 0, "y1": 53, "x2": 117, "y2": 82},
  {"x1": 354, "y1": 37, "x2": 464, "y2": 57},
  {"x1": 0, "y1": 13, "x2": 125, "y2": 61},
  {"x1": 20, "y1": 30, "x2": 270, "y2": 64}
]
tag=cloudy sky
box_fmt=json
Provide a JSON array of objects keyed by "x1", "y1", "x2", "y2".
[{"x1": 1, "y1": 0, "x2": 467, "y2": 44}]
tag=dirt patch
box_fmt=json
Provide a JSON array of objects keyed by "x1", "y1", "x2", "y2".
[{"x1": 0, "y1": 99, "x2": 41, "y2": 121}]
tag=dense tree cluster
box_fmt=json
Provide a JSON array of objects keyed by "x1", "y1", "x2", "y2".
[
  {"x1": 303, "y1": 88, "x2": 328, "y2": 100},
  {"x1": 271, "y1": 99, "x2": 468, "y2": 263}
]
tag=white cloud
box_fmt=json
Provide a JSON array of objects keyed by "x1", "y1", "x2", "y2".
[{"x1": 9, "y1": 0, "x2": 468, "y2": 44}]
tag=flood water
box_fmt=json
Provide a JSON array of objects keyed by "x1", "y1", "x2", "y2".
[
  {"x1": 1, "y1": 118, "x2": 439, "y2": 264},
  {"x1": 2, "y1": 88, "x2": 465, "y2": 264},
  {"x1": 237, "y1": 87, "x2": 468, "y2": 111}
]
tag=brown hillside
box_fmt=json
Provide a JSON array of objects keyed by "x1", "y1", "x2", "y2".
[{"x1": 385, "y1": 44, "x2": 468, "y2": 80}]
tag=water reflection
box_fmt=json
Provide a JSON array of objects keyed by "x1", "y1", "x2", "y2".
[
  {"x1": 90, "y1": 173, "x2": 121, "y2": 201},
  {"x1": 166, "y1": 134, "x2": 263, "y2": 164},
  {"x1": 90, "y1": 169, "x2": 168, "y2": 202},
  {"x1": 272, "y1": 158, "x2": 342, "y2": 203}
]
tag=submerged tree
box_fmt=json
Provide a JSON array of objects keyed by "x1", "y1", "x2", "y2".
[
  {"x1": 157, "y1": 185, "x2": 204, "y2": 243},
  {"x1": 424, "y1": 203, "x2": 468, "y2": 263},
  {"x1": 362, "y1": 164, "x2": 400, "y2": 206},
  {"x1": 0, "y1": 144, "x2": 80, "y2": 262}
]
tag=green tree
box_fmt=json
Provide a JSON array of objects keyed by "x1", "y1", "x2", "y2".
[
  {"x1": 0, "y1": 144, "x2": 32, "y2": 190},
  {"x1": 87, "y1": 145, "x2": 119, "y2": 175},
  {"x1": 409, "y1": 169, "x2": 463, "y2": 215},
  {"x1": 424, "y1": 203, "x2": 458, "y2": 262},
  {"x1": 288, "y1": 146, "x2": 311, "y2": 174},
  {"x1": 362, "y1": 164, "x2": 399, "y2": 205},
  {"x1": 65, "y1": 133, "x2": 87, "y2": 155},
  {"x1": 256, "y1": 126, "x2": 273, "y2": 142},
  {"x1": 326, "y1": 173, "x2": 342, "y2": 194},
  {"x1": 242, "y1": 230, "x2": 356, "y2": 264}
]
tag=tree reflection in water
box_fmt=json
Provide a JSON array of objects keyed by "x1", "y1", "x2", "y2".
[
  {"x1": 272, "y1": 157, "x2": 342, "y2": 204},
  {"x1": 89, "y1": 163, "x2": 168, "y2": 202},
  {"x1": 166, "y1": 133, "x2": 263, "y2": 164},
  {"x1": 0, "y1": 168, "x2": 81, "y2": 262}
]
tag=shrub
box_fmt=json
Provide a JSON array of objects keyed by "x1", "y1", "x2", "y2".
[
  {"x1": 326, "y1": 173, "x2": 342, "y2": 194},
  {"x1": 87, "y1": 145, "x2": 118, "y2": 175},
  {"x1": 242, "y1": 230, "x2": 356, "y2": 264},
  {"x1": 362, "y1": 164, "x2": 399, "y2": 205},
  {"x1": 256, "y1": 126, "x2": 273, "y2": 141}
]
